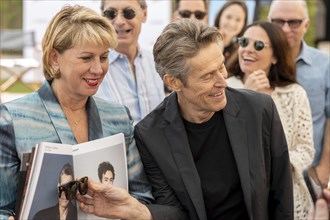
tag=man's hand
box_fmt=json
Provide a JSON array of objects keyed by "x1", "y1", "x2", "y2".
[{"x1": 76, "y1": 178, "x2": 152, "y2": 220}]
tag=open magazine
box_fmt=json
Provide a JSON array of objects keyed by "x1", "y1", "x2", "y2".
[{"x1": 18, "y1": 133, "x2": 128, "y2": 220}]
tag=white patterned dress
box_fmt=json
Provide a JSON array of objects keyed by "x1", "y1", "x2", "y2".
[{"x1": 227, "y1": 77, "x2": 314, "y2": 219}]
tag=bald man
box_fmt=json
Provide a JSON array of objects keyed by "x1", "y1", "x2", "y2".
[{"x1": 269, "y1": 0, "x2": 329, "y2": 190}]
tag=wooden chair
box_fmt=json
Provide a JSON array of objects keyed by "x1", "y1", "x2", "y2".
[{"x1": 0, "y1": 29, "x2": 40, "y2": 93}]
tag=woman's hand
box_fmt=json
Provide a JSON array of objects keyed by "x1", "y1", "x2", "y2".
[
  {"x1": 244, "y1": 70, "x2": 270, "y2": 94},
  {"x1": 307, "y1": 189, "x2": 330, "y2": 220}
]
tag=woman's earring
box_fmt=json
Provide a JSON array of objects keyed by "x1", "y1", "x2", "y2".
[{"x1": 53, "y1": 69, "x2": 61, "y2": 78}]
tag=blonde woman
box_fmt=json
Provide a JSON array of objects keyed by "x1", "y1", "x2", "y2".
[{"x1": 0, "y1": 5, "x2": 153, "y2": 219}]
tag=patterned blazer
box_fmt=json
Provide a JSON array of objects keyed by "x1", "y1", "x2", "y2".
[{"x1": 0, "y1": 81, "x2": 153, "y2": 217}]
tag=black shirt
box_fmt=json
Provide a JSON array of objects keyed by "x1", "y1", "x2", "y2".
[{"x1": 183, "y1": 111, "x2": 249, "y2": 220}]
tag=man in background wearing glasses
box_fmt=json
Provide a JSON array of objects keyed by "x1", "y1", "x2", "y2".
[
  {"x1": 96, "y1": 0, "x2": 165, "y2": 125},
  {"x1": 268, "y1": 0, "x2": 330, "y2": 194},
  {"x1": 173, "y1": 0, "x2": 208, "y2": 25}
]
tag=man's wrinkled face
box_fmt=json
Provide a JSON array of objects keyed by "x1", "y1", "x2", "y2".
[{"x1": 174, "y1": 42, "x2": 228, "y2": 122}]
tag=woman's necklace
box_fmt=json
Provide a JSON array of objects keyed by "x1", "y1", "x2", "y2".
[
  {"x1": 65, "y1": 113, "x2": 81, "y2": 125},
  {"x1": 59, "y1": 103, "x2": 88, "y2": 143},
  {"x1": 61, "y1": 105, "x2": 86, "y2": 126}
]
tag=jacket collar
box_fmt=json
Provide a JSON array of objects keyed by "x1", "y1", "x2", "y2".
[
  {"x1": 163, "y1": 89, "x2": 252, "y2": 218},
  {"x1": 38, "y1": 80, "x2": 103, "y2": 144},
  {"x1": 223, "y1": 89, "x2": 252, "y2": 217},
  {"x1": 296, "y1": 41, "x2": 312, "y2": 66}
]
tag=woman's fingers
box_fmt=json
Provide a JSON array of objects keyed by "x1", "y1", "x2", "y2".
[
  {"x1": 324, "y1": 188, "x2": 330, "y2": 201},
  {"x1": 313, "y1": 199, "x2": 328, "y2": 219},
  {"x1": 246, "y1": 72, "x2": 269, "y2": 90}
]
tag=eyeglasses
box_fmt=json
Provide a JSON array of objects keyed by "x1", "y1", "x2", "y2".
[
  {"x1": 103, "y1": 9, "x2": 136, "y2": 20},
  {"x1": 238, "y1": 37, "x2": 271, "y2": 51},
  {"x1": 58, "y1": 176, "x2": 88, "y2": 200},
  {"x1": 178, "y1": 10, "x2": 207, "y2": 20},
  {"x1": 271, "y1": 19, "x2": 305, "y2": 29}
]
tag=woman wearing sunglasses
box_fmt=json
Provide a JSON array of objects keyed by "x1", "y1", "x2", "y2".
[
  {"x1": 226, "y1": 21, "x2": 315, "y2": 219},
  {"x1": 213, "y1": 0, "x2": 248, "y2": 74}
]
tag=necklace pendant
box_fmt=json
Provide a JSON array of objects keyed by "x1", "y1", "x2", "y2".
[{"x1": 74, "y1": 121, "x2": 78, "y2": 125}]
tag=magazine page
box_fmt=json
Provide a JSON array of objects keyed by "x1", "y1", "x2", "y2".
[
  {"x1": 16, "y1": 147, "x2": 36, "y2": 218},
  {"x1": 20, "y1": 142, "x2": 73, "y2": 220},
  {"x1": 20, "y1": 133, "x2": 127, "y2": 220},
  {"x1": 73, "y1": 133, "x2": 128, "y2": 220}
]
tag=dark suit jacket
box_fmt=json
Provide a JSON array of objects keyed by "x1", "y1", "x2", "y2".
[
  {"x1": 33, "y1": 202, "x2": 77, "y2": 220},
  {"x1": 135, "y1": 88, "x2": 293, "y2": 220}
]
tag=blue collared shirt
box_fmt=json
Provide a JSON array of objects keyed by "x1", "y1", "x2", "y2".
[
  {"x1": 296, "y1": 41, "x2": 330, "y2": 164},
  {"x1": 95, "y1": 47, "x2": 165, "y2": 125}
]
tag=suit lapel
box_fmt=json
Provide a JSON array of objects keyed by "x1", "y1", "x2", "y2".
[
  {"x1": 86, "y1": 97, "x2": 103, "y2": 140},
  {"x1": 164, "y1": 93, "x2": 207, "y2": 220},
  {"x1": 38, "y1": 81, "x2": 76, "y2": 144},
  {"x1": 223, "y1": 90, "x2": 252, "y2": 217},
  {"x1": 163, "y1": 91, "x2": 253, "y2": 219}
]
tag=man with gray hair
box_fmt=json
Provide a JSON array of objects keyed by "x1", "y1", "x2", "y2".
[
  {"x1": 96, "y1": 0, "x2": 165, "y2": 125},
  {"x1": 269, "y1": 0, "x2": 329, "y2": 194},
  {"x1": 77, "y1": 19, "x2": 293, "y2": 220}
]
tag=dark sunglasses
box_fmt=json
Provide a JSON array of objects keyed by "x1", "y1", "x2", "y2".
[
  {"x1": 58, "y1": 176, "x2": 88, "y2": 200},
  {"x1": 271, "y1": 19, "x2": 304, "y2": 29},
  {"x1": 103, "y1": 8, "x2": 136, "y2": 20},
  {"x1": 178, "y1": 10, "x2": 207, "y2": 20},
  {"x1": 238, "y1": 37, "x2": 271, "y2": 51}
]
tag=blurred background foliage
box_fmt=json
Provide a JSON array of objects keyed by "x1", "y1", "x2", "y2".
[
  {"x1": 0, "y1": 0, "x2": 23, "y2": 29},
  {"x1": 1, "y1": 0, "x2": 23, "y2": 57}
]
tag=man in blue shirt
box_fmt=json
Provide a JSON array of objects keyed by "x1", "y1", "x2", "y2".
[
  {"x1": 269, "y1": 0, "x2": 330, "y2": 187},
  {"x1": 96, "y1": 0, "x2": 165, "y2": 125}
]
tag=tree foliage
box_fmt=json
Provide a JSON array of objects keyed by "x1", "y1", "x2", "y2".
[{"x1": 0, "y1": 0, "x2": 23, "y2": 29}]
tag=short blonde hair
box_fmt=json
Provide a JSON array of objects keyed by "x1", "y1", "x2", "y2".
[{"x1": 42, "y1": 5, "x2": 117, "y2": 80}]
